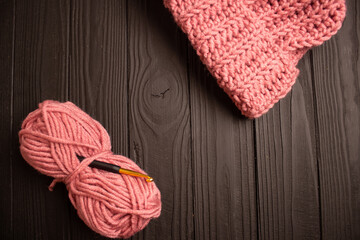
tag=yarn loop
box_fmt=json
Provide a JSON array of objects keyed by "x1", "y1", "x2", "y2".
[{"x1": 19, "y1": 100, "x2": 161, "y2": 239}]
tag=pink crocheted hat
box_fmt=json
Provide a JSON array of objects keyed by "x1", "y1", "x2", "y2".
[{"x1": 164, "y1": 0, "x2": 346, "y2": 118}]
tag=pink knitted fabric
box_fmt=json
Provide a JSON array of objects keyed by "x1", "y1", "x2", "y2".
[
  {"x1": 19, "y1": 100, "x2": 161, "y2": 239},
  {"x1": 164, "y1": 0, "x2": 346, "y2": 118}
]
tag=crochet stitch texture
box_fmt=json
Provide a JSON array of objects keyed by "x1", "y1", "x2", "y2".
[{"x1": 164, "y1": 0, "x2": 346, "y2": 118}]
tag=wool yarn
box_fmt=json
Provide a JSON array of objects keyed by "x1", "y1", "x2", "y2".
[
  {"x1": 19, "y1": 100, "x2": 161, "y2": 239},
  {"x1": 164, "y1": 0, "x2": 346, "y2": 118}
]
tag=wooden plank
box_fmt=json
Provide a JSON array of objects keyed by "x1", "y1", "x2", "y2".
[
  {"x1": 11, "y1": 0, "x2": 70, "y2": 239},
  {"x1": 188, "y1": 49, "x2": 258, "y2": 239},
  {"x1": 69, "y1": 0, "x2": 128, "y2": 238},
  {"x1": 255, "y1": 53, "x2": 321, "y2": 239},
  {"x1": 127, "y1": 1, "x2": 193, "y2": 239},
  {"x1": 0, "y1": 0, "x2": 14, "y2": 238},
  {"x1": 311, "y1": 0, "x2": 360, "y2": 238}
]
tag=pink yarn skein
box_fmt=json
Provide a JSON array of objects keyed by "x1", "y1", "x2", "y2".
[
  {"x1": 19, "y1": 100, "x2": 161, "y2": 239},
  {"x1": 164, "y1": 0, "x2": 346, "y2": 118}
]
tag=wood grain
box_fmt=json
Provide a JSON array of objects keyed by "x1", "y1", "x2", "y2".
[
  {"x1": 11, "y1": 0, "x2": 70, "y2": 239},
  {"x1": 188, "y1": 47, "x2": 258, "y2": 239},
  {"x1": 0, "y1": 0, "x2": 14, "y2": 238},
  {"x1": 127, "y1": 1, "x2": 193, "y2": 239},
  {"x1": 255, "y1": 53, "x2": 321, "y2": 239},
  {"x1": 0, "y1": 0, "x2": 359, "y2": 239},
  {"x1": 69, "y1": 0, "x2": 128, "y2": 155},
  {"x1": 311, "y1": 0, "x2": 360, "y2": 238},
  {"x1": 69, "y1": 0, "x2": 128, "y2": 238}
]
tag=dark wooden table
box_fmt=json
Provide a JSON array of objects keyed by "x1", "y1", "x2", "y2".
[{"x1": 0, "y1": 0, "x2": 359, "y2": 239}]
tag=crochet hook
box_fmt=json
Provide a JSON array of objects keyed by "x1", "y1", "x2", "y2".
[{"x1": 77, "y1": 155, "x2": 154, "y2": 182}]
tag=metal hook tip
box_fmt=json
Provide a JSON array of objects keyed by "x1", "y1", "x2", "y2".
[{"x1": 146, "y1": 177, "x2": 154, "y2": 182}]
